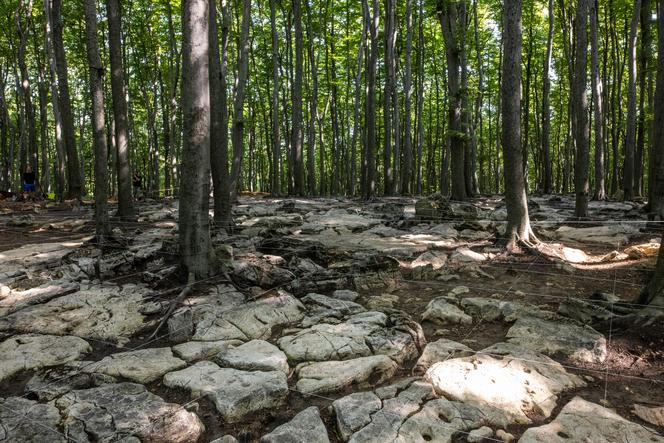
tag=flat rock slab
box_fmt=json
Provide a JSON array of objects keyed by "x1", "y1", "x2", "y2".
[
  {"x1": 261, "y1": 406, "x2": 330, "y2": 443},
  {"x1": 425, "y1": 342, "x2": 584, "y2": 428},
  {"x1": 460, "y1": 297, "x2": 550, "y2": 322},
  {"x1": 56, "y1": 382, "x2": 204, "y2": 443},
  {"x1": 414, "y1": 339, "x2": 474, "y2": 374},
  {"x1": 279, "y1": 311, "x2": 418, "y2": 365},
  {"x1": 172, "y1": 339, "x2": 240, "y2": 362},
  {"x1": 191, "y1": 291, "x2": 305, "y2": 342},
  {"x1": 421, "y1": 298, "x2": 472, "y2": 325},
  {"x1": 506, "y1": 316, "x2": 607, "y2": 363},
  {"x1": 520, "y1": 397, "x2": 664, "y2": 443},
  {"x1": 0, "y1": 285, "x2": 150, "y2": 345},
  {"x1": 77, "y1": 347, "x2": 186, "y2": 383},
  {"x1": 0, "y1": 334, "x2": 90, "y2": 382},
  {"x1": 634, "y1": 404, "x2": 664, "y2": 428},
  {"x1": 163, "y1": 361, "x2": 288, "y2": 422},
  {"x1": 295, "y1": 355, "x2": 398, "y2": 395},
  {"x1": 0, "y1": 397, "x2": 67, "y2": 442},
  {"x1": 215, "y1": 339, "x2": 289, "y2": 374},
  {"x1": 0, "y1": 241, "x2": 84, "y2": 283},
  {"x1": 0, "y1": 280, "x2": 79, "y2": 316},
  {"x1": 300, "y1": 293, "x2": 366, "y2": 326}
]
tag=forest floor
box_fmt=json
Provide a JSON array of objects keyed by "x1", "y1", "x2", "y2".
[{"x1": 0, "y1": 194, "x2": 663, "y2": 442}]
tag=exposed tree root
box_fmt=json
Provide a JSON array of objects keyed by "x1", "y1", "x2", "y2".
[{"x1": 147, "y1": 273, "x2": 195, "y2": 341}]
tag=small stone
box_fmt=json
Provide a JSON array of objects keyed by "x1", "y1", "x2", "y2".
[
  {"x1": 210, "y1": 437, "x2": 239, "y2": 443},
  {"x1": 215, "y1": 339, "x2": 289, "y2": 374},
  {"x1": 467, "y1": 426, "x2": 493, "y2": 442},
  {"x1": 260, "y1": 406, "x2": 329, "y2": 443},
  {"x1": 633, "y1": 404, "x2": 664, "y2": 428},
  {"x1": 421, "y1": 298, "x2": 472, "y2": 325},
  {"x1": 496, "y1": 429, "x2": 515, "y2": 442},
  {"x1": 331, "y1": 289, "x2": 360, "y2": 301}
]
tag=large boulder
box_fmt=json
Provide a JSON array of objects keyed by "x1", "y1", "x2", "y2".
[
  {"x1": 295, "y1": 355, "x2": 398, "y2": 395},
  {"x1": 56, "y1": 382, "x2": 204, "y2": 443},
  {"x1": 506, "y1": 316, "x2": 607, "y2": 363},
  {"x1": 261, "y1": 407, "x2": 330, "y2": 443},
  {"x1": 163, "y1": 361, "x2": 288, "y2": 422},
  {"x1": 520, "y1": 397, "x2": 664, "y2": 443},
  {"x1": 0, "y1": 334, "x2": 90, "y2": 382},
  {"x1": 424, "y1": 343, "x2": 584, "y2": 428}
]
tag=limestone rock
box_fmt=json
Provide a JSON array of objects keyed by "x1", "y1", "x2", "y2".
[
  {"x1": 0, "y1": 285, "x2": 150, "y2": 345},
  {"x1": 411, "y1": 251, "x2": 448, "y2": 270},
  {"x1": 163, "y1": 361, "x2": 288, "y2": 422},
  {"x1": 215, "y1": 339, "x2": 289, "y2": 374},
  {"x1": 261, "y1": 407, "x2": 329, "y2": 443},
  {"x1": 506, "y1": 316, "x2": 607, "y2": 363},
  {"x1": 300, "y1": 293, "x2": 366, "y2": 326},
  {"x1": 460, "y1": 297, "x2": 548, "y2": 322},
  {"x1": 56, "y1": 382, "x2": 204, "y2": 443},
  {"x1": 520, "y1": 397, "x2": 664, "y2": 443},
  {"x1": 414, "y1": 339, "x2": 474, "y2": 374},
  {"x1": 172, "y1": 340, "x2": 240, "y2": 362},
  {"x1": 192, "y1": 291, "x2": 305, "y2": 341},
  {"x1": 634, "y1": 404, "x2": 664, "y2": 428},
  {"x1": 424, "y1": 342, "x2": 584, "y2": 427},
  {"x1": 467, "y1": 426, "x2": 493, "y2": 442},
  {"x1": 26, "y1": 367, "x2": 116, "y2": 401},
  {"x1": 0, "y1": 280, "x2": 79, "y2": 316},
  {"x1": 449, "y1": 248, "x2": 486, "y2": 263},
  {"x1": 295, "y1": 355, "x2": 398, "y2": 395},
  {"x1": 331, "y1": 289, "x2": 360, "y2": 302},
  {"x1": 332, "y1": 392, "x2": 382, "y2": 440},
  {"x1": 0, "y1": 334, "x2": 90, "y2": 382},
  {"x1": 78, "y1": 347, "x2": 186, "y2": 383},
  {"x1": 421, "y1": 298, "x2": 472, "y2": 325},
  {"x1": 0, "y1": 397, "x2": 66, "y2": 442}
]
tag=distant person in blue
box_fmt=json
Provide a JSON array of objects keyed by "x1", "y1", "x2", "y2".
[{"x1": 23, "y1": 165, "x2": 36, "y2": 194}]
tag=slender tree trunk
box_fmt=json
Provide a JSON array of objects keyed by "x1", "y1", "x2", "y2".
[
  {"x1": 636, "y1": 0, "x2": 651, "y2": 196},
  {"x1": 363, "y1": 0, "x2": 379, "y2": 199},
  {"x1": 624, "y1": 0, "x2": 641, "y2": 201},
  {"x1": 83, "y1": 0, "x2": 109, "y2": 242},
  {"x1": 107, "y1": 0, "x2": 133, "y2": 216},
  {"x1": 415, "y1": 0, "x2": 425, "y2": 195},
  {"x1": 291, "y1": 0, "x2": 305, "y2": 195},
  {"x1": 437, "y1": 0, "x2": 468, "y2": 201},
  {"x1": 401, "y1": 0, "x2": 413, "y2": 195},
  {"x1": 228, "y1": 0, "x2": 251, "y2": 207},
  {"x1": 573, "y1": 0, "x2": 590, "y2": 218},
  {"x1": 305, "y1": 0, "x2": 318, "y2": 196},
  {"x1": 50, "y1": 0, "x2": 82, "y2": 199},
  {"x1": 503, "y1": 0, "x2": 533, "y2": 250},
  {"x1": 590, "y1": 0, "x2": 606, "y2": 200},
  {"x1": 648, "y1": 0, "x2": 664, "y2": 221},
  {"x1": 180, "y1": 0, "x2": 211, "y2": 279},
  {"x1": 35, "y1": 35, "x2": 50, "y2": 192},
  {"x1": 270, "y1": 0, "x2": 280, "y2": 196},
  {"x1": 349, "y1": 0, "x2": 368, "y2": 197}
]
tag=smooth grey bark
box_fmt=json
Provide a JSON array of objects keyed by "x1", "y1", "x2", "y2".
[
  {"x1": 363, "y1": 0, "x2": 379, "y2": 199},
  {"x1": 270, "y1": 0, "x2": 280, "y2": 196},
  {"x1": 348, "y1": 0, "x2": 368, "y2": 196},
  {"x1": 502, "y1": 0, "x2": 533, "y2": 251},
  {"x1": 401, "y1": 0, "x2": 413, "y2": 195},
  {"x1": 437, "y1": 0, "x2": 467, "y2": 201},
  {"x1": 291, "y1": 0, "x2": 305, "y2": 195},
  {"x1": 636, "y1": 0, "x2": 651, "y2": 196},
  {"x1": 383, "y1": 0, "x2": 396, "y2": 195},
  {"x1": 415, "y1": 0, "x2": 424, "y2": 195},
  {"x1": 209, "y1": 0, "x2": 230, "y2": 226},
  {"x1": 648, "y1": 0, "x2": 664, "y2": 221},
  {"x1": 179, "y1": 0, "x2": 211, "y2": 279},
  {"x1": 83, "y1": 0, "x2": 109, "y2": 242},
  {"x1": 624, "y1": 0, "x2": 641, "y2": 201},
  {"x1": 34, "y1": 36, "x2": 50, "y2": 192},
  {"x1": 590, "y1": 0, "x2": 606, "y2": 200},
  {"x1": 50, "y1": 0, "x2": 82, "y2": 199},
  {"x1": 43, "y1": 0, "x2": 65, "y2": 199},
  {"x1": 305, "y1": 0, "x2": 318, "y2": 196},
  {"x1": 228, "y1": 0, "x2": 250, "y2": 208},
  {"x1": 573, "y1": 0, "x2": 590, "y2": 218},
  {"x1": 15, "y1": 0, "x2": 38, "y2": 183},
  {"x1": 106, "y1": 0, "x2": 133, "y2": 216},
  {"x1": 541, "y1": 0, "x2": 553, "y2": 194}
]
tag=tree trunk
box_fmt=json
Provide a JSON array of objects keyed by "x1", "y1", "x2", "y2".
[
  {"x1": 50, "y1": 0, "x2": 82, "y2": 199},
  {"x1": 437, "y1": 0, "x2": 467, "y2": 201},
  {"x1": 349, "y1": 0, "x2": 368, "y2": 197},
  {"x1": 415, "y1": 0, "x2": 425, "y2": 195},
  {"x1": 228, "y1": 0, "x2": 251, "y2": 207},
  {"x1": 573, "y1": 0, "x2": 590, "y2": 218},
  {"x1": 363, "y1": 0, "x2": 379, "y2": 199},
  {"x1": 541, "y1": 0, "x2": 553, "y2": 194},
  {"x1": 624, "y1": 0, "x2": 641, "y2": 201},
  {"x1": 636, "y1": 0, "x2": 651, "y2": 196},
  {"x1": 401, "y1": 0, "x2": 413, "y2": 195},
  {"x1": 83, "y1": 0, "x2": 110, "y2": 242},
  {"x1": 270, "y1": 0, "x2": 281, "y2": 196},
  {"x1": 648, "y1": 0, "x2": 664, "y2": 221},
  {"x1": 291, "y1": 0, "x2": 305, "y2": 195},
  {"x1": 180, "y1": 0, "x2": 211, "y2": 279},
  {"x1": 305, "y1": 0, "x2": 318, "y2": 196},
  {"x1": 107, "y1": 0, "x2": 133, "y2": 216},
  {"x1": 590, "y1": 0, "x2": 606, "y2": 200},
  {"x1": 502, "y1": 0, "x2": 533, "y2": 251}
]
